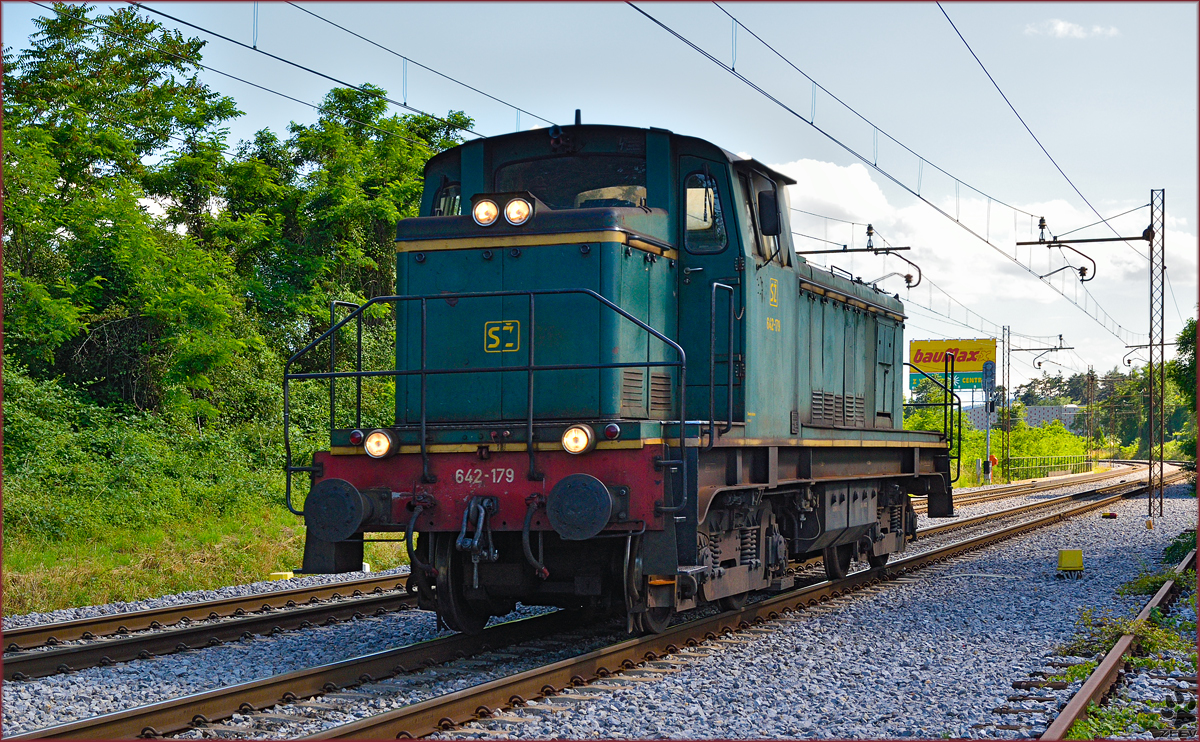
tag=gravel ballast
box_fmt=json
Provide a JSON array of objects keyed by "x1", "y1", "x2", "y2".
[
  {"x1": 451, "y1": 484, "x2": 1196, "y2": 740},
  {"x1": 3, "y1": 469, "x2": 1191, "y2": 738}
]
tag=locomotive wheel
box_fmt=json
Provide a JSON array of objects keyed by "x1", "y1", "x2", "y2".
[
  {"x1": 867, "y1": 551, "x2": 890, "y2": 570},
  {"x1": 639, "y1": 606, "x2": 673, "y2": 634},
  {"x1": 432, "y1": 535, "x2": 490, "y2": 635},
  {"x1": 822, "y1": 543, "x2": 853, "y2": 581},
  {"x1": 717, "y1": 592, "x2": 748, "y2": 612}
]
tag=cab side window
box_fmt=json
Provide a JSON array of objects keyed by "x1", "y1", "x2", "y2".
[
  {"x1": 432, "y1": 183, "x2": 461, "y2": 216},
  {"x1": 739, "y1": 173, "x2": 763, "y2": 259},
  {"x1": 684, "y1": 171, "x2": 727, "y2": 254},
  {"x1": 752, "y1": 171, "x2": 785, "y2": 265}
]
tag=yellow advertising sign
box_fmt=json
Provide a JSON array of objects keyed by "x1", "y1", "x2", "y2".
[
  {"x1": 908, "y1": 338, "x2": 997, "y2": 390},
  {"x1": 909, "y1": 338, "x2": 996, "y2": 372}
]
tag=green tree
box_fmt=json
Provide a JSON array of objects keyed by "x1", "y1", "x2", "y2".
[
  {"x1": 3, "y1": 3, "x2": 247, "y2": 412},
  {"x1": 1167, "y1": 314, "x2": 1197, "y2": 459},
  {"x1": 1167, "y1": 314, "x2": 1196, "y2": 414}
]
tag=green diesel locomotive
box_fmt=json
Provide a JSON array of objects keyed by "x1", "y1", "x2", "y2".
[{"x1": 285, "y1": 119, "x2": 957, "y2": 634}]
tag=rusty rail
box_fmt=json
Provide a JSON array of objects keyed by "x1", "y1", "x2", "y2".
[
  {"x1": 4, "y1": 590, "x2": 417, "y2": 681},
  {"x1": 1040, "y1": 546, "x2": 1197, "y2": 739},
  {"x1": 6, "y1": 610, "x2": 579, "y2": 741},
  {"x1": 912, "y1": 464, "x2": 1143, "y2": 514},
  {"x1": 917, "y1": 474, "x2": 1168, "y2": 539},
  {"x1": 4, "y1": 573, "x2": 410, "y2": 652}
]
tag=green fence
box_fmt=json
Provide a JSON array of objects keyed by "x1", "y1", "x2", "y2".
[{"x1": 1004, "y1": 455, "x2": 1093, "y2": 482}]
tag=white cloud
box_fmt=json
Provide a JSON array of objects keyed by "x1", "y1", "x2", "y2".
[
  {"x1": 1024, "y1": 19, "x2": 1120, "y2": 39},
  {"x1": 766, "y1": 156, "x2": 1197, "y2": 381}
]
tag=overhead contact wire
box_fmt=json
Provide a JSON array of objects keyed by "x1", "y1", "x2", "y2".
[
  {"x1": 31, "y1": 2, "x2": 436, "y2": 154},
  {"x1": 129, "y1": 2, "x2": 484, "y2": 139},
  {"x1": 936, "y1": 3, "x2": 1146, "y2": 260},
  {"x1": 284, "y1": 2, "x2": 556, "y2": 127},
  {"x1": 630, "y1": 2, "x2": 1143, "y2": 345}
]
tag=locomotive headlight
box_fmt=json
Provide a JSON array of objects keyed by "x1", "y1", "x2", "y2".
[
  {"x1": 504, "y1": 198, "x2": 532, "y2": 225},
  {"x1": 561, "y1": 424, "x2": 596, "y2": 455},
  {"x1": 364, "y1": 429, "x2": 394, "y2": 458},
  {"x1": 472, "y1": 199, "x2": 499, "y2": 226}
]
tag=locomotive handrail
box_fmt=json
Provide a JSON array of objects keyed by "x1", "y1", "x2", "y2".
[
  {"x1": 902, "y1": 359, "x2": 963, "y2": 484},
  {"x1": 706, "y1": 282, "x2": 737, "y2": 451},
  {"x1": 329, "y1": 300, "x2": 363, "y2": 433},
  {"x1": 283, "y1": 288, "x2": 689, "y2": 518}
]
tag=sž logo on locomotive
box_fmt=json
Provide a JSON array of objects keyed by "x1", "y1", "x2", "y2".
[{"x1": 483, "y1": 320, "x2": 520, "y2": 352}]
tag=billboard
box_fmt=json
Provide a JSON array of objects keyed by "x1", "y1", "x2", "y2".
[{"x1": 908, "y1": 338, "x2": 998, "y2": 390}]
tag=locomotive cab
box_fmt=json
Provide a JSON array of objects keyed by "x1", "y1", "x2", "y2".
[{"x1": 284, "y1": 122, "x2": 956, "y2": 634}]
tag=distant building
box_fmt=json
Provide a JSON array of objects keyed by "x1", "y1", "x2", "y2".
[{"x1": 965, "y1": 404, "x2": 1082, "y2": 430}]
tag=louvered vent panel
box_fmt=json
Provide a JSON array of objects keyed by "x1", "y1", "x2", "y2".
[
  {"x1": 844, "y1": 395, "x2": 866, "y2": 428},
  {"x1": 810, "y1": 391, "x2": 840, "y2": 426},
  {"x1": 621, "y1": 369, "x2": 645, "y2": 416},
  {"x1": 649, "y1": 372, "x2": 673, "y2": 417},
  {"x1": 811, "y1": 392, "x2": 864, "y2": 427}
]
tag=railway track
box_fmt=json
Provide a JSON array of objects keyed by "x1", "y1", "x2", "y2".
[
  {"x1": 2, "y1": 464, "x2": 1160, "y2": 684},
  {"x1": 1040, "y1": 545, "x2": 1197, "y2": 739},
  {"x1": 13, "y1": 474, "x2": 1172, "y2": 741},
  {"x1": 3, "y1": 574, "x2": 414, "y2": 681},
  {"x1": 911, "y1": 463, "x2": 1142, "y2": 515}
]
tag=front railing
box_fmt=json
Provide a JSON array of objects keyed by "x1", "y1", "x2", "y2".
[
  {"x1": 283, "y1": 289, "x2": 688, "y2": 518},
  {"x1": 1004, "y1": 455, "x2": 1094, "y2": 481}
]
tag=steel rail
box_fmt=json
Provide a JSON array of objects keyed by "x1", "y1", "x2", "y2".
[
  {"x1": 911, "y1": 464, "x2": 1143, "y2": 513},
  {"x1": 916, "y1": 474, "x2": 1173, "y2": 539},
  {"x1": 3, "y1": 466, "x2": 1163, "y2": 682},
  {"x1": 6, "y1": 610, "x2": 581, "y2": 741},
  {"x1": 1040, "y1": 546, "x2": 1197, "y2": 739},
  {"x1": 3, "y1": 574, "x2": 410, "y2": 652},
  {"x1": 14, "y1": 484, "x2": 1154, "y2": 741},
  {"x1": 4, "y1": 590, "x2": 418, "y2": 681},
  {"x1": 299, "y1": 487, "x2": 1153, "y2": 740}
]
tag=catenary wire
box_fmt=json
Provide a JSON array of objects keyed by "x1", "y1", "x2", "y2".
[
  {"x1": 709, "y1": 2, "x2": 1036, "y2": 220},
  {"x1": 797, "y1": 213, "x2": 1060, "y2": 346},
  {"x1": 129, "y1": 2, "x2": 484, "y2": 139},
  {"x1": 630, "y1": 2, "x2": 1144, "y2": 345},
  {"x1": 936, "y1": 4, "x2": 1147, "y2": 261},
  {"x1": 283, "y1": 2, "x2": 556, "y2": 127},
  {"x1": 29, "y1": 2, "x2": 438, "y2": 155},
  {"x1": 937, "y1": 4, "x2": 1190, "y2": 344}
]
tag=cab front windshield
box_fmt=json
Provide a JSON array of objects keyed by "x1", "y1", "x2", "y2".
[{"x1": 494, "y1": 155, "x2": 647, "y2": 210}]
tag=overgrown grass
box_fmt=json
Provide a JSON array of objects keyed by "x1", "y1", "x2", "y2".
[
  {"x1": 1065, "y1": 702, "x2": 1168, "y2": 739},
  {"x1": 2, "y1": 364, "x2": 407, "y2": 616},
  {"x1": 1165, "y1": 530, "x2": 1197, "y2": 565},
  {"x1": 1049, "y1": 660, "x2": 1098, "y2": 683},
  {"x1": 1059, "y1": 605, "x2": 1194, "y2": 658},
  {"x1": 1117, "y1": 567, "x2": 1183, "y2": 598},
  {"x1": 2, "y1": 511, "x2": 408, "y2": 615}
]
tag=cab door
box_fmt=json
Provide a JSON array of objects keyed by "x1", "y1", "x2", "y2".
[{"x1": 676, "y1": 155, "x2": 744, "y2": 425}]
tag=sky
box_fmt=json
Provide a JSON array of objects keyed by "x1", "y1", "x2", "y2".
[{"x1": 4, "y1": 1, "x2": 1197, "y2": 393}]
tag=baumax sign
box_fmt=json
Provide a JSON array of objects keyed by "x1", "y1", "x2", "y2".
[{"x1": 908, "y1": 338, "x2": 997, "y2": 390}]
